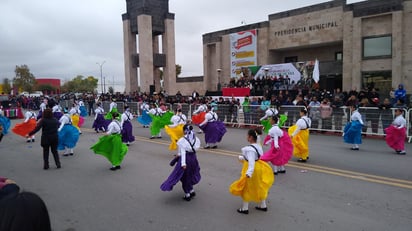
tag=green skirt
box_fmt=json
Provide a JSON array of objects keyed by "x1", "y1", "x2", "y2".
[
  {"x1": 104, "y1": 108, "x2": 119, "y2": 120},
  {"x1": 150, "y1": 111, "x2": 174, "y2": 136},
  {"x1": 91, "y1": 134, "x2": 128, "y2": 166},
  {"x1": 261, "y1": 114, "x2": 288, "y2": 133}
]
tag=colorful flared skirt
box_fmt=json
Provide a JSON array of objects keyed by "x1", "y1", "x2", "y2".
[
  {"x1": 343, "y1": 121, "x2": 362, "y2": 145},
  {"x1": 260, "y1": 132, "x2": 293, "y2": 166},
  {"x1": 229, "y1": 160, "x2": 274, "y2": 203},
  {"x1": 385, "y1": 125, "x2": 406, "y2": 151},
  {"x1": 150, "y1": 111, "x2": 173, "y2": 136},
  {"x1": 200, "y1": 121, "x2": 226, "y2": 144},
  {"x1": 137, "y1": 110, "x2": 152, "y2": 126},
  {"x1": 58, "y1": 124, "x2": 80, "y2": 150},
  {"x1": 288, "y1": 125, "x2": 310, "y2": 160},
  {"x1": 121, "y1": 121, "x2": 135, "y2": 143},
  {"x1": 12, "y1": 118, "x2": 37, "y2": 137},
  {"x1": 90, "y1": 134, "x2": 128, "y2": 166},
  {"x1": 164, "y1": 124, "x2": 185, "y2": 150},
  {"x1": 160, "y1": 152, "x2": 201, "y2": 193},
  {"x1": 0, "y1": 116, "x2": 11, "y2": 135}
]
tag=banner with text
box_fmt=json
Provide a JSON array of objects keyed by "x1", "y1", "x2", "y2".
[{"x1": 230, "y1": 29, "x2": 257, "y2": 78}]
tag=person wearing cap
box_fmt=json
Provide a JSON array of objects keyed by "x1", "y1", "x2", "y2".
[
  {"x1": 288, "y1": 107, "x2": 312, "y2": 162},
  {"x1": 384, "y1": 108, "x2": 407, "y2": 155},
  {"x1": 92, "y1": 102, "x2": 109, "y2": 133},
  {"x1": 58, "y1": 108, "x2": 80, "y2": 156},
  {"x1": 343, "y1": 104, "x2": 364, "y2": 151},
  {"x1": 164, "y1": 108, "x2": 187, "y2": 151},
  {"x1": 229, "y1": 128, "x2": 274, "y2": 214},
  {"x1": 120, "y1": 105, "x2": 135, "y2": 146},
  {"x1": 199, "y1": 105, "x2": 227, "y2": 149},
  {"x1": 161, "y1": 124, "x2": 201, "y2": 201},
  {"x1": 261, "y1": 115, "x2": 293, "y2": 174},
  {"x1": 91, "y1": 112, "x2": 128, "y2": 171},
  {"x1": 12, "y1": 108, "x2": 37, "y2": 143}
]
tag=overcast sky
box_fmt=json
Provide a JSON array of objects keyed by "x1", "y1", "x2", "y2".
[{"x1": 0, "y1": 0, "x2": 364, "y2": 91}]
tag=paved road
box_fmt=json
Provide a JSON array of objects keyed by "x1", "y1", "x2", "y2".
[{"x1": 1, "y1": 117, "x2": 411, "y2": 231}]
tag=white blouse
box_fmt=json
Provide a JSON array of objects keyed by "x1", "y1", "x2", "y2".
[
  {"x1": 239, "y1": 143, "x2": 263, "y2": 177},
  {"x1": 393, "y1": 115, "x2": 406, "y2": 128},
  {"x1": 177, "y1": 135, "x2": 201, "y2": 167}
]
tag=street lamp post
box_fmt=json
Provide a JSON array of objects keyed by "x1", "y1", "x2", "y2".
[
  {"x1": 217, "y1": 68, "x2": 222, "y2": 91},
  {"x1": 96, "y1": 61, "x2": 106, "y2": 93}
]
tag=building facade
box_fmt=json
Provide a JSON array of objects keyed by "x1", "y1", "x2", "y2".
[{"x1": 203, "y1": 0, "x2": 412, "y2": 96}]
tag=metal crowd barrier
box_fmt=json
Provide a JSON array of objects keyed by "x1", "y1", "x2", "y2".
[{"x1": 57, "y1": 100, "x2": 411, "y2": 142}]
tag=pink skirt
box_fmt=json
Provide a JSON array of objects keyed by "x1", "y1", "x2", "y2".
[
  {"x1": 260, "y1": 132, "x2": 293, "y2": 166},
  {"x1": 384, "y1": 125, "x2": 406, "y2": 151}
]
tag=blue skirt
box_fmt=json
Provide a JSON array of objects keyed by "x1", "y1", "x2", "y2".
[
  {"x1": 0, "y1": 115, "x2": 11, "y2": 135},
  {"x1": 58, "y1": 124, "x2": 80, "y2": 150},
  {"x1": 121, "y1": 121, "x2": 135, "y2": 143},
  {"x1": 200, "y1": 121, "x2": 227, "y2": 144},
  {"x1": 137, "y1": 110, "x2": 152, "y2": 126},
  {"x1": 160, "y1": 152, "x2": 201, "y2": 193},
  {"x1": 80, "y1": 106, "x2": 88, "y2": 117},
  {"x1": 343, "y1": 121, "x2": 362, "y2": 144}
]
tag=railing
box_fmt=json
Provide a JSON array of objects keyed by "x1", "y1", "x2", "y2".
[{"x1": 58, "y1": 100, "x2": 411, "y2": 143}]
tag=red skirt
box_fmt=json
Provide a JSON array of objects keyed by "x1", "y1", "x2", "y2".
[
  {"x1": 12, "y1": 118, "x2": 37, "y2": 137},
  {"x1": 384, "y1": 125, "x2": 406, "y2": 151},
  {"x1": 191, "y1": 112, "x2": 206, "y2": 125}
]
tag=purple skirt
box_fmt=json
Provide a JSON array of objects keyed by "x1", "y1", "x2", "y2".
[
  {"x1": 53, "y1": 112, "x2": 63, "y2": 120},
  {"x1": 121, "y1": 121, "x2": 135, "y2": 143},
  {"x1": 92, "y1": 114, "x2": 110, "y2": 131},
  {"x1": 200, "y1": 121, "x2": 227, "y2": 144},
  {"x1": 160, "y1": 152, "x2": 201, "y2": 194}
]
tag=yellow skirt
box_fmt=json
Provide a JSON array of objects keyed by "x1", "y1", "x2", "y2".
[
  {"x1": 164, "y1": 124, "x2": 184, "y2": 150},
  {"x1": 229, "y1": 160, "x2": 274, "y2": 203},
  {"x1": 288, "y1": 125, "x2": 309, "y2": 160},
  {"x1": 71, "y1": 114, "x2": 80, "y2": 130}
]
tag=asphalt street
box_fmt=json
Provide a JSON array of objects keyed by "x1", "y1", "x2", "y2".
[{"x1": 1, "y1": 117, "x2": 411, "y2": 231}]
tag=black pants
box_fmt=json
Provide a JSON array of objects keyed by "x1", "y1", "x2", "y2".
[{"x1": 42, "y1": 139, "x2": 60, "y2": 167}]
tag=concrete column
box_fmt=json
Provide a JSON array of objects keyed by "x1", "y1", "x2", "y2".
[
  {"x1": 342, "y1": 11, "x2": 353, "y2": 92},
  {"x1": 215, "y1": 42, "x2": 222, "y2": 91},
  {"x1": 137, "y1": 14, "x2": 154, "y2": 94},
  {"x1": 351, "y1": 17, "x2": 362, "y2": 91},
  {"x1": 162, "y1": 18, "x2": 177, "y2": 95},
  {"x1": 153, "y1": 35, "x2": 161, "y2": 92},
  {"x1": 123, "y1": 19, "x2": 138, "y2": 94},
  {"x1": 202, "y1": 44, "x2": 209, "y2": 90},
  {"x1": 392, "y1": 11, "x2": 403, "y2": 88}
]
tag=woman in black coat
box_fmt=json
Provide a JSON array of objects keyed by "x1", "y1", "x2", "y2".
[{"x1": 28, "y1": 108, "x2": 61, "y2": 170}]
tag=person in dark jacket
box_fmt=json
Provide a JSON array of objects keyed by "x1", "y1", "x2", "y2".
[{"x1": 28, "y1": 108, "x2": 61, "y2": 170}]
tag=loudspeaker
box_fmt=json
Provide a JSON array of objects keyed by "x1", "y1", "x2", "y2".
[{"x1": 149, "y1": 85, "x2": 155, "y2": 95}]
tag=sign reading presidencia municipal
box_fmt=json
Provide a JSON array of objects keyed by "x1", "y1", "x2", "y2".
[{"x1": 230, "y1": 29, "x2": 257, "y2": 78}]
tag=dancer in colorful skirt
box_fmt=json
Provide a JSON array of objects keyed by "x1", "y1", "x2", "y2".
[
  {"x1": 260, "y1": 106, "x2": 288, "y2": 134},
  {"x1": 199, "y1": 105, "x2": 227, "y2": 149},
  {"x1": 385, "y1": 107, "x2": 407, "y2": 155},
  {"x1": 78, "y1": 99, "x2": 88, "y2": 117},
  {"x1": 229, "y1": 128, "x2": 275, "y2": 214},
  {"x1": 137, "y1": 102, "x2": 151, "y2": 128},
  {"x1": 288, "y1": 107, "x2": 311, "y2": 162},
  {"x1": 164, "y1": 108, "x2": 187, "y2": 151},
  {"x1": 148, "y1": 104, "x2": 173, "y2": 139},
  {"x1": 0, "y1": 107, "x2": 10, "y2": 142},
  {"x1": 91, "y1": 112, "x2": 128, "y2": 171},
  {"x1": 37, "y1": 99, "x2": 48, "y2": 120},
  {"x1": 52, "y1": 104, "x2": 63, "y2": 120},
  {"x1": 12, "y1": 108, "x2": 37, "y2": 142},
  {"x1": 0, "y1": 108, "x2": 10, "y2": 136},
  {"x1": 58, "y1": 108, "x2": 80, "y2": 156},
  {"x1": 160, "y1": 124, "x2": 201, "y2": 201},
  {"x1": 120, "y1": 105, "x2": 135, "y2": 146},
  {"x1": 92, "y1": 103, "x2": 109, "y2": 133},
  {"x1": 69, "y1": 103, "x2": 82, "y2": 134},
  {"x1": 191, "y1": 103, "x2": 207, "y2": 133},
  {"x1": 343, "y1": 105, "x2": 364, "y2": 151},
  {"x1": 261, "y1": 115, "x2": 293, "y2": 174},
  {"x1": 105, "y1": 98, "x2": 118, "y2": 120}
]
